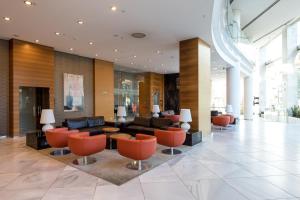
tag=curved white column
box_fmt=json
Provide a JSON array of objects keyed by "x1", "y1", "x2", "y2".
[
  {"x1": 226, "y1": 65, "x2": 240, "y2": 118},
  {"x1": 244, "y1": 76, "x2": 253, "y2": 120}
]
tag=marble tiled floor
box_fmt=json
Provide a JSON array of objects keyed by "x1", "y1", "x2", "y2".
[{"x1": 1, "y1": 118, "x2": 300, "y2": 200}]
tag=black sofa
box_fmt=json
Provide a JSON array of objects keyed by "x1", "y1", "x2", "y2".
[
  {"x1": 62, "y1": 116, "x2": 112, "y2": 135},
  {"x1": 121, "y1": 117, "x2": 175, "y2": 136}
]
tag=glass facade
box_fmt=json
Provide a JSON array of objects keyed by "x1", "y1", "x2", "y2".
[{"x1": 114, "y1": 71, "x2": 144, "y2": 119}]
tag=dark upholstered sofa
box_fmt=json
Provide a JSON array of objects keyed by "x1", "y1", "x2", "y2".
[
  {"x1": 62, "y1": 116, "x2": 112, "y2": 135},
  {"x1": 121, "y1": 117, "x2": 175, "y2": 136}
]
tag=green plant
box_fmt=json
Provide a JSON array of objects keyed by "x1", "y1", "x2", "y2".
[{"x1": 289, "y1": 105, "x2": 300, "y2": 118}]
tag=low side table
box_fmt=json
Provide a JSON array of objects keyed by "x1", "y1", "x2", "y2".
[
  {"x1": 102, "y1": 127, "x2": 120, "y2": 149},
  {"x1": 26, "y1": 130, "x2": 50, "y2": 150},
  {"x1": 183, "y1": 130, "x2": 202, "y2": 146}
]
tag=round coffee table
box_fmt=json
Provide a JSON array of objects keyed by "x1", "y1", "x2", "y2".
[
  {"x1": 108, "y1": 133, "x2": 132, "y2": 149},
  {"x1": 102, "y1": 127, "x2": 120, "y2": 133}
]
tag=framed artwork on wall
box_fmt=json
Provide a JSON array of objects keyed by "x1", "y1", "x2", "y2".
[{"x1": 64, "y1": 73, "x2": 84, "y2": 112}]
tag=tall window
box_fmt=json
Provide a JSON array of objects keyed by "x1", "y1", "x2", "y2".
[{"x1": 114, "y1": 71, "x2": 143, "y2": 119}]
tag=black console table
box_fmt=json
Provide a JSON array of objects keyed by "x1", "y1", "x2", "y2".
[
  {"x1": 183, "y1": 130, "x2": 202, "y2": 146},
  {"x1": 26, "y1": 130, "x2": 50, "y2": 150}
]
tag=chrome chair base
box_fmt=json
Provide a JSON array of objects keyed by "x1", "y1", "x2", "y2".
[
  {"x1": 162, "y1": 148, "x2": 182, "y2": 155},
  {"x1": 50, "y1": 149, "x2": 71, "y2": 156},
  {"x1": 126, "y1": 160, "x2": 151, "y2": 171},
  {"x1": 73, "y1": 156, "x2": 97, "y2": 165}
]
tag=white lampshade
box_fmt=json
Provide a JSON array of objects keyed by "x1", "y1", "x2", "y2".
[
  {"x1": 40, "y1": 109, "x2": 55, "y2": 124},
  {"x1": 117, "y1": 106, "x2": 126, "y2": 117},
  {"x1": 226, "y1": 105, "x2": 233, "y2": 113},
  {"x1": 179, "y1": 109, "x2": 192, "y2": 122},
  {"x1": 152, "y1": 105, "x2": 160, "y2": 113}
]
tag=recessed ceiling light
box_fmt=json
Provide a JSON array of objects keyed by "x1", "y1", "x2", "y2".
[
  {"x1": 131, "y1": 62, "x2": 134, "y2": 65},
  {"x1": 95, "y1": 54, "x2": 98, "y2": 57},
  {"x1": 24, "y1": 1, "x2": 32, "y2": 6},
  {"x1": 89, "y1": 42, "x2": 93, "y2": 45},
  {"x1": 114, "y1": 49, "x2": 118, "y2": 52},
  {"x1": 131, "y1": 33, "x2": 146, "y2": 39},
  {"x1": 111, "y1": 6, "x2": 117, "y2": 11},
  {"x1": 133, "y1": 55, "x2": 137, "y2": 58},
  {"x1": 77, "y1": 20, "x2": 84, "y2": 25},
  {"x1": 35, "y1": 39, "x2": 39, "y2": 43},
  {"x1": 161, "y1": 64, "x2": 164, "y2": 66},
  {"x1": 70, "y1": 48, "x2": 73, "y2": 51},
  {"x1": 114, "y1": 58, "x2": 118, "y2": 61},
  {"x1": 55, "y1": 32, "x2": 60, "y2": 36},
  {"x1": 3, "y1": 17, "x2": 10, "y2": 21},
  {"x1": 156, "y1": 50, "x2": 161, "y2": 54}
]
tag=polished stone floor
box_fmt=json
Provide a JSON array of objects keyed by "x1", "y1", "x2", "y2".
[{"x1": 1, "y1": 118, "x2": 300, "y2": 200}]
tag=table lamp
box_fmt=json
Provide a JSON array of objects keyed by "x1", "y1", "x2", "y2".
[
  {"x1": 117, "y1": 106, "x2": 126, "y2": 122},
  {"x1": 226, "y1": 105, "x2": 233, "y2": 114},
  {"x1": 179, "y1": 109, "x2": 192, "y2": 133},
  {"x1": 40, "y1": 109, "x2": 55, "y2": 132},
  {"x1": 152, "y1": 105, "x2": 160, "y2": 118}
]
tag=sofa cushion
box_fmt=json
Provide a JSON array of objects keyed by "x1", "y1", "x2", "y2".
[
  {"x1": 65, "y1": 117, "x2": 88, "y2": 129},
  {"x1": 151, "y1": 118, "x2": 173, "y2": 129},
  {"x1": 87, "y1": 116, "x2": 105, "y2": 127},
  {"x1": 132, "y1": 117, "x2": 151, "y2": 127}
]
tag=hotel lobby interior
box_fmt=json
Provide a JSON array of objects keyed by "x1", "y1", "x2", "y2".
[{"x1": 1, "y1": 0, "x2": 300, "y2": 200}]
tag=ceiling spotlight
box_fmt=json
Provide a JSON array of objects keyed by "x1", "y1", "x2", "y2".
[
  {"x1": 89, "y1": 42, "x2": 93, "y2": 45},
  {"x1": 114, "y1": 49, "x2": 118, "y2": 52},
  {"x1": 156, "y1": 50, "x2": 161, "y2": 54},
  {"x1": 35, "y1": 39, "x2": 39, "y2": 43},
  {"x1": 55, "y1": 32, "x2": 60, "y2": 36},
  {"x1": 3, "y1": 17, "x2": 10, "y2": 21},
  {"x1": 133, "y1": 55, "x2": 137, "y2": 58},
  {"x1": 70, "y1": 48, "x2": 73, "y2": 51},
  {"x1": 24, "y1": 1, "x2": 32, "y2": 6},
  {"x1": 77, "y1": 20, "x2": 84, "y2": 25},
  {"x1": 111, "y1": 6, "x2": 117, "y2": 11}
]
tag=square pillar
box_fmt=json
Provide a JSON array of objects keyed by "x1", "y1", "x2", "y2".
[{"x1": 179, "y1": 38, "x2": 211, "y2": 135}]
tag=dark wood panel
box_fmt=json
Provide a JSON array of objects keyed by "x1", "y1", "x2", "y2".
[{"x1": 9, "y1": 39, "x2": 54, "y2": 137}]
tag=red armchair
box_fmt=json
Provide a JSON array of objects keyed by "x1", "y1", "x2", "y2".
[
  {"x1": 154, "y1": 127, "x2": 186, "y2": 155},
  {"x1": 223, "y1": 114, "x2": 235, "y2": 124},
  {"x1": 45, "y1": 128, "x2": 79, "y2": 156},
  {"x1": 68, "y1": 132, "x2": 106, "y2": 165},
  {"x1": 212, "y1": 115, "x2": 230, "y2": 127},
  {"x1": 117, "y1": 134, "x2": 157, "y2": 170}
]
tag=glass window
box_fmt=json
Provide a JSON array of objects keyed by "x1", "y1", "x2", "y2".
[{"x1": 114, "y1": 71, "x2": 143, "y2": 119}]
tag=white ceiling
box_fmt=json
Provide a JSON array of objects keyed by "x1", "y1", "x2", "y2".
[
  {"x1": 232, "y1": 0, "x2": 300, "y2": 46},
  {"x1": 0, "y1": 0, "x2": 224, "y2": 74}
]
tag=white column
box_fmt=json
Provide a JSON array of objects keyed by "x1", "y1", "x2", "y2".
[
  {"x1": 232, "y1": 9, "x2": 241, "y2": 42},
  {"x1": 244, "y1": 76, "x2": 253, "y2": 120},
  {"x1": 226, "y1": 65, "x2": 240, "y2": 118}
]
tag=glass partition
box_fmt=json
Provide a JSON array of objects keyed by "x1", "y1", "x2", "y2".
[{"x1": 114, "y1": 71, "x2": 144, "y2": 119}]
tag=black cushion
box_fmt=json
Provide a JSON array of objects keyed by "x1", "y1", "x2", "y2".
[
  {"x1": 87, "y1": 116, "x2": 105, "y2": 127},
  {"x1": 151, "y1": 118, "x2": 173, "y2": 129},
  {"x1": 132, "y1": 117, "x2": 151, "y2": 127},
  {"x1": 65, "y1": 117, "x2": 88, "y2": 129}
]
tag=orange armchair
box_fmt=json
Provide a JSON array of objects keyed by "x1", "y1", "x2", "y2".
[
  {"x1": 45, "y1": 128, "x2": 79, "y2": 156},
  {"x1": 117, "y1": 134, "x2": 157, "y2": 170},
  {"x1": 68, "y1": 132, "x2": 106, "y2": 165},
  {"x1": 212, "y1": 115, "x2": 230, "y2": 127},
  {"x1": 154, "y1": 127, "x2": 186, "y2": 155},
  {"x1": 223, "y1": 114, "x2": 235, "y2": 124}
]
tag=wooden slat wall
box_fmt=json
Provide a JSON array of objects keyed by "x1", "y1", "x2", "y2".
[
  {"x1": 9, "y1": 39, "x2": 54, "y2": 137},
  {"x1": 139, "y1": 72, "x2": 164, "y2": 117},
  {"x1": 94, "y1": 59, "x2": 114, "y2": 121},
  {"x1": 179, "y1": 38, "x2": 211, "y2": 135}
]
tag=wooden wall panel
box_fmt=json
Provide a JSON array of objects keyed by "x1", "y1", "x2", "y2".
[
  {"x1": 179, "y1": 38, "x2": 211, "y2": 135},
  {"x1": 9, "y1": 39, "x2": 54, "y2": 137},
  {"x1": 0, "y1": 40, "x2": 9, "y2": 136},
  {"x1": 94, "y1": 59, "x2": 114, "y2": 121},
  {"x1": 139, "y1": 72, "x2": 164, "y2": 117}
]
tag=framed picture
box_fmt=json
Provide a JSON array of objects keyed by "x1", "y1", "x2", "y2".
[{"x1": 64, "y1": 73, "x2": 84, "y2": 112}]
